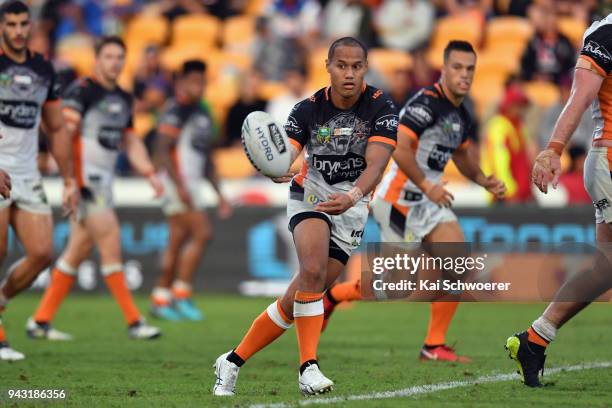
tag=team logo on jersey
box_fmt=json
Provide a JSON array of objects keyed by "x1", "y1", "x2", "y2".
[
  {"x1": 0, "y1": 73, "x2": 9, "y2": 86},
  {"x1": 13, "y1": 75, "x2": 32, "y2": 85},
  {"x1": 285, "y1": 115, "x2": 301, "y2": 135},
  {"x1": 333, "y1": 128, "x2": 353, "y2": 136},
  {"x1": 584, "y1": 40, "x2": 612, "y2": 63},
  {"x1": 312, "y1": 152, "x2": 366, "y2": 184},
  {"x1": 0, "y1": 100, "x2": 38, "y2": 128},
  {"x1": 317, "y1": 127, "x2": 331, "y2": 144},
  {"x1": 427, "y1": 144, "x2": 454, "y2": 172},
  {"x1": 98, "y1": 126, "x2": 123, "y2": 150}
]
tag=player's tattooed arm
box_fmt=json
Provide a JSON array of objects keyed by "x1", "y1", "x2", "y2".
[
  {"x1": 315, "y1": 142, "x2": 392, "y2": 215},
  {"x1": 125, "y1": 132, "x2": 163, "y2": 197},
  {"x1": 43, "y1": 102, "x2": 79, "y2": 215},
  {"x1": 533, "y1": 64, "x2": 603, "y2": 193},
  {"x1": 453, "y1": 143, "x2": 505, "y2": 200}
]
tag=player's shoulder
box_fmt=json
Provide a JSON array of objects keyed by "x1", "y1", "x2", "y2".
[
  {"x1": 583, "y1": 14, "x2": 612, "y2": 45},
  {"x1": 26, "y1": 50, "x2": 55, "y2": 74},
  {"x1": 288, "y1": 88, "x2": 323, "y2": 118},
  {"x1": 115, "y1": 84, "x2": 133, "y2": 104},
  {"x1": 363, "y1": 84, "x2": 396, "y2": 112}
]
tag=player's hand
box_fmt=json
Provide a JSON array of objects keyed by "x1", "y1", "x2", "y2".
[
  {"x1": 217, "y1": 196, "x2": 233, "y2": 219},
  {"x1": 0, "y1": 169, "x2": 11, "y2": 199},
  {"x1": 315, "y1": 192, "x2": 353, "y2": 215},
  {"x1": 177, "y1": 184, "x2": 193, "y2": 208},
  {"x1": 482, "y1": 175, "x2": 506, "y2": 200},
  {"x1": 147, "y1": 173, "x2": 164, "y2": 198},
  {"x1": 62, "y1": 177, "x2": 79, "y2": 217},
  {"x1": 532, "y1": 149, "x2": 561, "y2": 194},
  {"x1": 270, "y1": 172, "x2": 296, "y2": 183},
  {"x1": 421, "y1": 180, "x2": 454, "y2": 208}
]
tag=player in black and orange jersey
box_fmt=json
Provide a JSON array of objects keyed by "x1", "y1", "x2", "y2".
[
  {"x1": 323, "y1": 41, "x2": 505, "y2": 362},
  {"x1": 26, "y1": 36, "x2": 163, "y2": 342},
  {"x1": 0, "y1": 0, "x2": 79, "y2": 361},
  {"x1": 507, "y1": 13, "x2": 612, "y2": 387},
  {"x1": 213, "y1": 37, "x2": 398, "y2": 396},
  {"x1": 150, "y1": 60, "x2": 232, "y2": 321}
]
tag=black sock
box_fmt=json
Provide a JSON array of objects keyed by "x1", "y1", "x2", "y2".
[
  {"x1": 300, "y1": 359, "x2": 319, "y2": 375},
  {"x1": 325, "y1": 289, "x2": 338, "y2": 305},
  {"x1": 226, "y1": 350, "x2": 245, "y2": 367},
  {"x1": 424, "y1": 344, "x2": 444, "y2": 350}
]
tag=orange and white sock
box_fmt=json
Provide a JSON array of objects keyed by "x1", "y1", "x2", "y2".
[
  {"x1": 151, "y1": 287, "x2": 173, "y2": 307},
  {"x1": 102, "y1": 264, "x2": 140, "y2": 326},
  {"x1": 294, "y1": 291, "x2": 324, "y2": 366},
  {"x1": 227, "y1": 300, "x2": 293, "y2": 366},
  {"x1": 33, "y1": 259, "x2": 77, "y2": 324},
  {"x1": 529, "y1": 316, "x2": 556, "y2": 346},
  {"x1": 424, "y1": 301, "x2": 459, "y2": 347},
  {"x1": 328, "y1": 279, "x2": 362, "y2": 303},
  {"x1": 172, "y1": 280, "x2": 192, "y2": 300}
]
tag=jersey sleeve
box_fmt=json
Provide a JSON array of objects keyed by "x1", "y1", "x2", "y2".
[
  {"x1": 157, "y1": 104, "x2": 183, "y2": 138},
  {"x1": 45, "y1": 61, "x2": 60, "y2": 102},
  {"x1": 61, "y1": 79, "x2": 88, "y2": 114},
  {"x1": 284, "y1": 100, "x2": 311, "y2": 151},
  {"x1": 398, "y1": 91, "x2": 436, "y2": 139},
  {"x1": 580, "y1": 24, "x2": 612, "y2": 76},
  {"x1": 369, "y1": 98, "x2": 398, "y2": 148}
]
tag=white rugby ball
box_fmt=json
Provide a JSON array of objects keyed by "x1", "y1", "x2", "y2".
[{"x1": 241, "y1": 111, "x2": 292, "y2": 178}]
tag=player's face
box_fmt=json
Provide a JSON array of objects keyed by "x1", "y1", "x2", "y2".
[
  {"x1": 1, "y1": 12, "x2": 30, "y2": 52},
  {"x1": 326, "y1": 45, "x2": 368, "y2": 99},
  {"x1": 97, "y1": 43, "x2": 125, "y2": 82},
  {"x1": 182, "y1": 71, "x2": 205, "y2": 101},
  {"x1": 442, "y1": 50, "x2": 476, "y2": 97}
]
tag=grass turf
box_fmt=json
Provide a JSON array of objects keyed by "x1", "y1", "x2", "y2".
[{"x1": 1, "y1": 294, "x2": 611, "y2": 407}]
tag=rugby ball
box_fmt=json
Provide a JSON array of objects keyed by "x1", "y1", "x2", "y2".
[{"x1": 241, "y1": 111, "x2": 292, "y2": 178}]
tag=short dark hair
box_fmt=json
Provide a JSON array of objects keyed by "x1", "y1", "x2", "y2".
[
  {"x1": 327, "y1": 37, "x2": 368, "y2": 61},
  {"x1": 95, "y1": 36, "x2": 126, "y2": 56},
  {"x1": 443, "y1": 40, "x2": 476, "y2": 63},
  {"x1": 0, "y1": 0, "x2": 29, "y2": 19},
  {"x1": 181, "y1": 59, "x2": 206, "y2": 76}
]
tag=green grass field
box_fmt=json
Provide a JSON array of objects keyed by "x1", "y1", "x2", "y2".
[{"x1": 1, "y1": 294, "x2": 612, "y2": 407}]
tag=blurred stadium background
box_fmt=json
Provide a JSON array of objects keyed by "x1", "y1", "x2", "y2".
[{"x1": 14, "y1": 0, "x2": 606, "y2": 295}]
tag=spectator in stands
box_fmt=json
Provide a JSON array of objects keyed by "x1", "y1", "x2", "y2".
[
  {"x1": 539, "y1": 75, "x2": 594, "y2": 151},
  {"x1": 146, "y1": 0, "x2": 206, "y2": 23},
  {"x1": 559, "y1": 145, "x2": 591, "y2": 205},
  {"x1": 386, "y1": 66, "x2": 412, "y2": 108},
  {"x1": 520, "y1": 3, "x2": 576, "y2": 84},
  {"x1": 40, "y1": 0, "x2": 106, "y2": 46},
  {"x1": 133, "y1": 45, "x2": 173, "y2": 114},
  {"x1": 267, "y1": 66, "x2": 311, "y2": 125},
  {"x1": 407, "y1": 47, "x2": 440, "y2": 98},
  {"x1": 322, "y1": 0, "x2": 376, "y2": 47},
  {"x1": 375, "y1": 0, "x2": 434, "y2": 52},
  {"x1": 482, "y1": 83, "x2": 535, "y2": 203},
  {"x1": 225, "y1": 71, "x2": 267, "y2": 146},
  {"x1": 492, "y1": 0, "x2": 533, "y2": 17}
]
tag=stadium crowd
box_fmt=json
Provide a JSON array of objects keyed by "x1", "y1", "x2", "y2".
[{"x1": 28, "y1": 0, "x2": 609, "y2": 204}]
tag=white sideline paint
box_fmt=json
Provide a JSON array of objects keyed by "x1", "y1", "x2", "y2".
[{"x1": 247, "y1": 361, "x2": 612, "y2": 408}]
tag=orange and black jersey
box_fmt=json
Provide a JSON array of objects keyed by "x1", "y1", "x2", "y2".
[
  {"x1": 285, "y1": 84, "x2": 398, "y2": 190},
  {"x1": 580, "y1": 14, "x2": 612, "y2": 140}
]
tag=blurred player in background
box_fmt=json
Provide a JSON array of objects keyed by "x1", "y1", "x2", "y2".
[
  {"x1": 27, "y1": 36, "x2": 163, "y2": 341},
  {"x1": 324, "y1": 41, "x2": 505, "y2": 362},
  {"x1": 0, "y1": 0, "x2": 78, "y2": 361},
  {"x1": 507, "y1": 13, "x2": 612, "y2": 387},
  {"x1": 150, "y1": 60, "x2": 232, "y2": 321},
  {"x1": 213, "y1": 37, "x2": 398, "y2": 396}
]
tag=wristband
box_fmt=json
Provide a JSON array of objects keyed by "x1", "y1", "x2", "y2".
[
  {"x1": 347, "y1": 187, "x2": 363, "y2": 205},
  {"x1": 546, "y1": 141, "x2": 565, "y2": 156}
]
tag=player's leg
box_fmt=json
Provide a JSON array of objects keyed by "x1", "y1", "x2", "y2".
[
  {"x1": 151, "y1": 214, "x2": 188, "y2": 320},
  {"x1": 420, "y1": 220, "x2": 470, "y2": 363},
  {"x1": 27, "y1": 218, "x2": 94, "y2": 340},
  {"x1": 86, "y1": 209, "x2": 160, "y2": 339},
  {"x1": 0, "y1": 206, "x2": 22, "y2": 360},
  {"x1": 172, "y1": 210, "x2": 212, "y2": 321}
]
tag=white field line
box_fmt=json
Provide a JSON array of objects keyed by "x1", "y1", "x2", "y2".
[{"x1": 246, "y1": 361, "x2": 612, "y2": 408}]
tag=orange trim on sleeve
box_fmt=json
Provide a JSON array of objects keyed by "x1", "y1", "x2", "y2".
[
  {"x1": 398, "y1": 124, "x2": 418, "y2": 141},
  {"x1": 369, "y1": 135, "x2": 397, "y2": 148},
  {"x1": 289, "y1": 138, "x2": 303, "y2": 152},
  {"x1": 578, "y1": 55, "x2": 607, "y2": 77},
  {"x1": 158, "y1": 124, "x2": 181, "y2": 138}
]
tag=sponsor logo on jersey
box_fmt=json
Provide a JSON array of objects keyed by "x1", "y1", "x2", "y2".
[
  {"x1": 427, "y1": 144, "x2": 454, "y2": 172},
  {"x1": 584, "y1": 40, "x2": 612, "y2": 63},
  {"x1": 0, "y1": 99, "x2": 38, "y2": 128},
  {"x1": 375, "y1": 114, "x2": 399, "y2": 132},
  {"x1": 268, "y1": 123, "x2": 287, "y2": 154},
  {"x1": 307, "y1": 194, "x2": 322, "y2": 205},
  {"x1": 312, "y1": 152, "x2": 366, "y2": 184},
  {"x1": 317, "y1": 127, "x2": 331, "y2": 144},
  {"x1": 98, "y1": 126, "x2": 124, "y2": 150},
  {"x1": 285, "y1": 115, "x2": 301, "y2": 135},
  {"x1": 13, "y1": 74, "x2": 32, "y2": 85},
  {"x1": 406, "y1": 104, "x2": 433, "y2": 127},
  {"x1": 333, "y1": 127, "x2": 353, "y2": 136}
]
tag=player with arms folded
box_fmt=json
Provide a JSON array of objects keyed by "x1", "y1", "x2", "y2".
[
  {"x1": 506, "y1": 13, "x2": 612, "y2": 387},
  {"x1": 213, "y1": 37, "x2": 398, "y2": 396},
  {"x1": 0, "y1": 0, "x2": 78, "y2": 361},
  {"x1": 324, "y1": 41, "x2": 506, "y2": 362},
  {"x1": 27, "y1": 36, "x2": 163, "y2": 341}
]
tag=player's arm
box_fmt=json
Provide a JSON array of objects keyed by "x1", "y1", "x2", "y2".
[
  {"x1": 42, "y1": 101, "x2": 79, "y2": 215},
  {"x1": 205, "y1": 153, "x2": 232, "y2": 219},
  {"x1": 452, "y1": 142, "x2": 506, "y2": 199},
  {"x1": 272, "y1": 104, "x2": 309, "y2": 183},
  {"x1": 124, "y1": 131, "x2": 163, "y2": 197}
]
